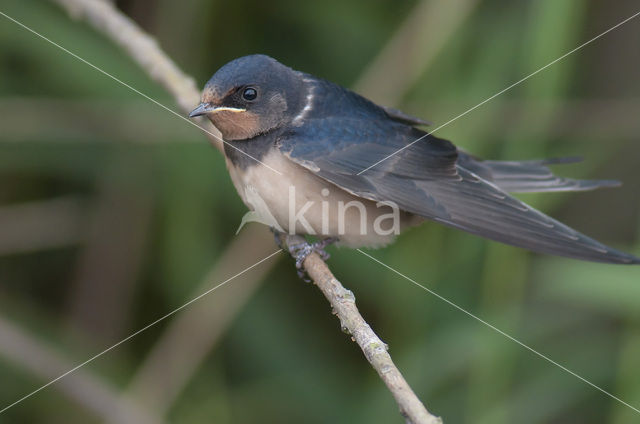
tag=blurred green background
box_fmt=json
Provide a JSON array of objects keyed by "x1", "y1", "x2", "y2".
[{"x1": 1, "y1": 0, "x2": 639, "y2": 423}]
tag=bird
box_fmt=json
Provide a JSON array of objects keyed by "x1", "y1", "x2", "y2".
[{"x1": 189, "y1": 54, "x2": 640, "y2": 268}]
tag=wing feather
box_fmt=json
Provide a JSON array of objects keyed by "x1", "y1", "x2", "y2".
[
  {"x1": 278, "y1": 118, "x2": 639, "y2": 264},
  {"x1": 457, "y1": 153, "x2": 621, "y2": 193}
]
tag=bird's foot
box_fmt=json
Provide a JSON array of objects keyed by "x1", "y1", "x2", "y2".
[{"x1": 288, "y1": 237, "x2": 339, "y2": 281}]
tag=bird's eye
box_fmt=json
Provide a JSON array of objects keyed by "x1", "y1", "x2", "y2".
[{"x1": 242, "y1": 87, "x2": 257, "y2": 101}]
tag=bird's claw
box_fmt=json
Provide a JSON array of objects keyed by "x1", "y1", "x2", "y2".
[
  {"x1": 288, "y1": 243, "x2": 314, "y2": 281},
  {"x1": 288, "y1": 237, "x2": 338, "y2": 281}
]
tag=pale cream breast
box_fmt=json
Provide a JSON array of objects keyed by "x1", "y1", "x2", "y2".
[{"x1": 226, "y1": 149, "x2": 421, "y2": 248}]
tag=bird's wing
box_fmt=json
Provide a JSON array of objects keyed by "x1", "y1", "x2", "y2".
[
  {"x1": 457, "y1": 153, "x2": 621, "y2": 193},
  {"x1": 278, "y1": 118, "x2": 638, "y2": 264},
  {"x1": 380, "y1": 105, "x2": 431, "y2": 126}
]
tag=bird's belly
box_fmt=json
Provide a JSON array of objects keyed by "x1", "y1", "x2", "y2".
[{"x1": 226, "y1": 150, "x2": 420, "y2": 248}]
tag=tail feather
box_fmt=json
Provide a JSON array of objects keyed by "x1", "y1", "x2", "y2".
[
  {"x1": 460, "y1": 154, "x2": 621, "y2": 193},
  {"x1": 422, "y1": 167, "x2": 640, "y2": 265}
]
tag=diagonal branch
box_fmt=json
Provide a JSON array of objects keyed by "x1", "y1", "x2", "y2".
[
  {"x1": 50, "y1": 0, "x2": 442, "y2": 422},
  {"x1": 51, "y1": 0, "x2": 223, "y2": 151},
  {"x1": 282, "y1": 235, "x2": 441, "y2": 424}
]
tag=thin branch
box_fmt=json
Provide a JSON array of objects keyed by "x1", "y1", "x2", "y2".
[
  {"x1": 282, "y1": 236, "x2": 441, "y2": 424},
  {"x1": 51, "y1": 0, "x2": 442, "y2": 422},
  {"x1": 51, "y1": 0, "x2": 223, "y2": 151}
]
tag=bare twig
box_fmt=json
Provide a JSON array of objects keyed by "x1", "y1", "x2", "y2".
[
  {"x1": 51, "y1": 0, "x2": 223, "y2": 151},
  {"x1": 282, "y1": 235, "x2": 441, "y2": 424},
  {"x1": 51, "y1": 0, "x2": 442, "y2": 422}
]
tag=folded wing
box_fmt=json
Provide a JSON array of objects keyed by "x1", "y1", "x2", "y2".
[
  {"x1": 457, "y1": 153, "x2": 621, "y2": 193},
  {"x1": 278, "y1": 118, "x2": 639, "y2": 264}
]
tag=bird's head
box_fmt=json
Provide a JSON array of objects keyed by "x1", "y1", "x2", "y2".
[{"x1": 189, "y1": 54, "x2": 305, "y2": 140}]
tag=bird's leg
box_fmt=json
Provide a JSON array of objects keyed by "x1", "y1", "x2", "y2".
[
  {"x1": 310, "y1": 236, "x2": 339, "y2": 261},
  {"x1": 288, "y1": 237, "x2": 339, "y2": 281},
  {"x1": 270, "y1": 227, "x2": 286, "y2": 251}
]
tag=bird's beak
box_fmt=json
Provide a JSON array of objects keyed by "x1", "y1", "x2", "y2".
[{"x1": 188, "y1": 103, "x2": 246, "y2": 118}]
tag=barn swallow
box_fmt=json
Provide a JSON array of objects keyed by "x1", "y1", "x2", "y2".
[{"x1": 190, "y1": 54, "x2": 639, "y2": 265}]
